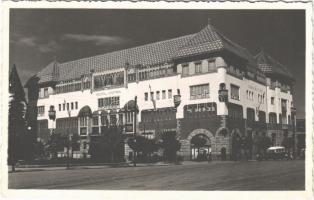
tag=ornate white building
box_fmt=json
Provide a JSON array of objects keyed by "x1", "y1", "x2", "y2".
[{"x1": 25, "y1": 22, "x2": 296, "y2": 161}]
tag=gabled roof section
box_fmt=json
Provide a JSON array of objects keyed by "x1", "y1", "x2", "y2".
[
  {"x1": 175, "y1": 24, "x2": 253, "y2": 62},
  {"x1": 255, "y1": 50, "x2": 294, "y2": 81},
  {"x1": 36, "y1": 60, "x2": 59, "y2": 83}
]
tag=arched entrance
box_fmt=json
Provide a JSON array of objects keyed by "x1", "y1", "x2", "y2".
[{"x1": 187, "y1": 129, "x2": 214, "y2": 161}]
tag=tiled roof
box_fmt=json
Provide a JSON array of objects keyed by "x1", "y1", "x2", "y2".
[
  {"x1": 51, "y1": 34, "x2": 194, "y2": 81},
  {"x1": 255, "y1": 50, "x2": 293, "y2": 80},
  {"x1": 34, "y1": 23, "x2": 268, "y2": 83},
  {"x1": 37, "y1": 61, "x2": 59, "y2": 83}
]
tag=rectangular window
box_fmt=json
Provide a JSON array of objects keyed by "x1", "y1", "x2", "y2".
[
  {"x1": 75, "y1": 102, "x2": 78, "y2": 109},
  {"x1": 195, "y1": 62, "x2": 202, "y2": 74},
  {"x1": 126, "y1": 112, "x2": 134, "y2": 123},
  {"x1": 37, "y1": 106, "x2": 45, "y2": 115},
  {"x1": 190, "y1": 84, "x2": 210, "y2": 100},
  {"x1": 182, "y1": 64, "x2": 189, "y2": 75},
  {"x1": 150, "y1": 92, "x2": 154, "y2": 101},
  {"x1": 144, "y1": 92, "x2": 148, "y2": 101},
  {"x1": 59, "y1": 104, "x2": 61, "y2": 111},
  {"x1": 208, "y1": 60, "x2": 216, "y2": 71},
  {"x1": 168, "y1": 89, "x2": 172, "y2": 99},
  {"x1": 98, "y1": 96, "x2": 120, "y2": 109},
  {"x1": 71, "y1": 102, "x2": 74, "y2": 110},
  {"x1": 156, "y1": 91, "x2": 160, "y2": 100},
  {"x1": 162, "y1": 90, "x2": 166, "y2": 99},
  {"x1": 110, "y1": 115, "x2": 117, "y2": 126},
  {"x1": 92, "y1": 116, "x2": 99, "y2": 126},
  {"x1": 101, "y1": 115, "x2": 107, "y2": 126},
  {"x1": 66, "y1": 103, "x2": 69, "y2": 110},
  {"x1": 63, "y1": 103, "x2": 65, "y2": 111},
  {"x1": 44, "y1": 88, "x2": 48, "y2": 97},
  {"x1": 271, "y1": 97, "x2": 275, "y2": 105},
  {"x1": 230, "y1": 84, "x2": 240, "y2": 100}
]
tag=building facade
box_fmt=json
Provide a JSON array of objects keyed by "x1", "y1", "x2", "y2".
[{"x1": 25, "y1": 22, "x2": 296, "y2": 161}]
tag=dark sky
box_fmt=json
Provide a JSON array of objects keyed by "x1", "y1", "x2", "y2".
[{"x1": 9, "y1": 9, "x2": 305, "y2": 118}]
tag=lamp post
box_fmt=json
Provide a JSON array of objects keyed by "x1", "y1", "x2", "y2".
[
  {"x1": 65, "y1": 102, "x2": 72, "y2": 170},
  {"x1": 133, "y1": 96, "x2": 138, "y2": 167}
]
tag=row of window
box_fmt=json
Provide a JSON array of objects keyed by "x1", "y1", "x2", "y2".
[
  {"x1": 98, "y1": 96, "x2": 120, "y2": 109},
  {"x1": 94, "y1": 71, "x2": 124, "y2": 89},
  {"x1": 37, "y1": 106, "x2": 45, "y2": 116},
  {"x1": 55, "y1": 82, "x2": 81, "y2": 94},
  {"x1": 144, "y1": 89, "x2": 172, "y2": 101},
  {"x1": 181, "y1": 60, "x2": 216, "y2": 76},
  {"x1": 58, "y1": 102, "x2": 78, "y2": 111},
  {"x1": 227, "y1": 65, "x2": 243, "y2": 79},
  {"x1": 141, "y1": 109, "x2": 176, "y2": 123},
  {"x1": 139, "y1": 67, "x2": 174, "y2": 81}
]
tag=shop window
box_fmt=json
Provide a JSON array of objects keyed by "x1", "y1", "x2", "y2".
[
  {"x1": 92, "y1": 116, "x2": 99, "y2": 134},
  {"x1": 230, "y1": 84, "x2": 240, "y2": 100},
  {"x1": 190, "y1": 84, "x2": 209, "y2": 100},
  {"x1": 109, "y1": 115, "x2": 117, "y2": 126},
  {"x1": 79, "y1": 116, "x2": 88, "y2": 136},
  {"x1": 247, "y1": 108, "x2": 255, "y2": 122},
  {"x1": 269, "y1": 113, "x2": 277, "y2": 124}
]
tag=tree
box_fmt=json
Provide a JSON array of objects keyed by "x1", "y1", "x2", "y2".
[
  {"x1": 89, "y1": 126, "x2": 124, "y2": 162},
  {"x1": 160, "y1": 132, "x2": 181, "y2": 162},
  {"x1": 127, "y1": 135, "x2": 159, "y2": 163},
  {"x1": 8, "y1": 65, "x2": 27, "y2": 172},
  {"x1": 46, "y1": 132, "x2": 66, "y2": 159}
]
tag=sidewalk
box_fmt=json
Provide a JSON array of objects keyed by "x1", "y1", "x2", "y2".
[{"x1": 10, "y1": 160, "x2": 236, "y2": 173}]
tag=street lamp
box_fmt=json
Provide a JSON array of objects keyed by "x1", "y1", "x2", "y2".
[
  {"x1": 65, "y1": 101, "x2": 72, "y2": 170},
  {"x1": 133, "y1": 96, "x2": 138, "y2": 167}
]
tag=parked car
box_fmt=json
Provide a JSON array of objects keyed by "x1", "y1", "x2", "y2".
[{"x1": 266, "y1": 146, "x2": 286, "y2": 160}]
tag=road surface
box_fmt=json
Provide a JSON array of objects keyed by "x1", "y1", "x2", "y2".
[{"x1": 9, "y1": 160, "x2": 305, "y2": 190}]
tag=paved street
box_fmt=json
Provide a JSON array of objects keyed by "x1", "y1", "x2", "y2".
[{"x1": 9, "y1": 160, "x2": 304, "y2": 190}]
